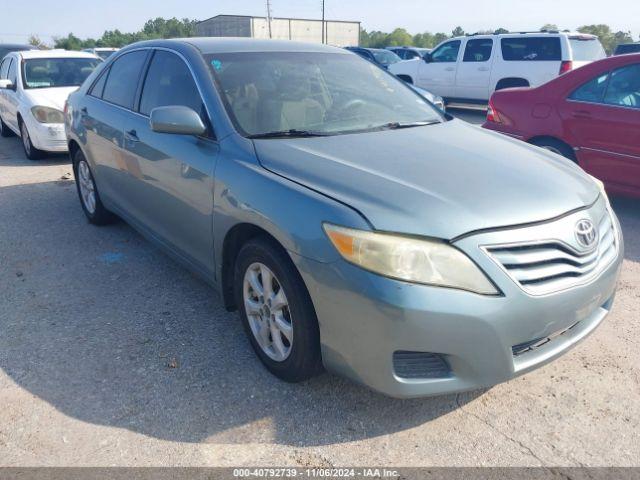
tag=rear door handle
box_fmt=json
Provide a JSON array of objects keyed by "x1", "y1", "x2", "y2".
[
  {"x1": 125, "y1": 129, "x2": 139, "y2": 143},
  {"x1": 445, "y1": 67, "x2": 455, "y2": 72}
]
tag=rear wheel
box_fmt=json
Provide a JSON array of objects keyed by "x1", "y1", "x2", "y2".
[
  {"x1": 73, "y1": 149, "x2": 117, "y2": 225},
  {"x1": 234, "y1": 237, "x2": 323, "y2": 382},
  {"x1": 20, "y1": 120, "x2": 44, "y2": 160},
  {"x1": 530, "y1": 137, "x2": 577, "y2": 162}
]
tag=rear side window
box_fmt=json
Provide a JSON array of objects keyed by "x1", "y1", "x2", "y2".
[
  {"x1": 501, "y1": 37, "x2": 561, "y2": 61},
  {"x1": 569, "y1": 72, "x2": 610, "y2": 103},
  {"x1": 102, "y1": 51, "x2": 148, "y2": 109},
  {"x1": 139, "y1": 51, "x2": 204, "y2": 117},
  {"x1": 464, "y1": 39, "x2": 493, "y2": 62},
  {"x1": 89, "y1": 68, "x2": 108, "y2": 98},
  {"x1": 7, "y1": 58, "x2": 17, "y2": 83},
  {"x1": 603, "y1": 64, "x2": 640, "y2": 109},
  {"x1": 569, "y1": 37, "x2": 606, "y2": 61}
]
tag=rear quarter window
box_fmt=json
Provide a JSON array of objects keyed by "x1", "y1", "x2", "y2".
[
  {"x1": 501, "y1": 37, "x2": 561, "y2": 61},
  {"x1": 569, "y1": 37, "x2": 606, "y2": 61}
]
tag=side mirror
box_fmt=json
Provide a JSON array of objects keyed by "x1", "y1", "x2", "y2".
[
  {"x1": 150, "y1": 105, "x2": 206, "y2": 136},
  {"x1": 422, "y1": 53, "x2": 432, "y2": 63},
  {"x1": 0, "y1": 79, "x2": 15, "y2": 90}
]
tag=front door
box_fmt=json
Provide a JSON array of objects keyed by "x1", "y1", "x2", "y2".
[
  {"x1": 122, "y1": 49, "x2": 219, "y2": 274},
  {"x1": 417, "y1": 40, "x2": 461, "y2": 98}
]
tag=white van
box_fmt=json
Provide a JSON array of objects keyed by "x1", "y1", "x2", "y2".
[{"x1": 389, "y1": 31, "x2": 606, "y2": 105}]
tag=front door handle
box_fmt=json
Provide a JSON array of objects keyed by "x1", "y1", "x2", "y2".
[
  {"x1": 125, "y1": 129, "x2": 139, "y2": 143},
  {"x1": 445, "y1": 67, "x2": 455, "y2": 72},
  {"x1": 478, "y1": 66, "x2": 489, "y2": 72}
]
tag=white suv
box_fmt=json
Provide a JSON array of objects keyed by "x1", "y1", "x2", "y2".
[{"x1": 389, "y1": 31, "x2": 606, "y2": 105}]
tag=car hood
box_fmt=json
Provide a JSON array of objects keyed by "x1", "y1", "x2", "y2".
[
  {"x1": 24, "y1": 87, "x2": 78, "y2": 111},
  {"x1": 252, "y1": 120, "x2": 599, "y2": 240}
]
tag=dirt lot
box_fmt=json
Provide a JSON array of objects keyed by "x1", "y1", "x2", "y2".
[{"x1": 1, "y1": 112, "x2": 638, "y2": 466}]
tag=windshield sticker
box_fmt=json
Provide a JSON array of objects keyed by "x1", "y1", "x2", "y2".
[{"x1": 211, "y1": 59, "x2": 222, "y2": 71}]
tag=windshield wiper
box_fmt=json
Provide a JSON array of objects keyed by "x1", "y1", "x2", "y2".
[
  {"x1": 377, "y1": 120, "x2": 441, "y2": 130},
  {"x1": 248, "y1": 129, "x2": 331, "y2": 139}
]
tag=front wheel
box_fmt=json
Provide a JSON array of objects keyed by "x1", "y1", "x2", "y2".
[
  {"x1": 20, "y1": 121, "x2": 44, "y2": 160},
  {"x1": 530, "y1": 138, "x2": 577, "y2": 162},
  {"x1": 234, "y1": 237, "x2": 323, "y2": 382}
]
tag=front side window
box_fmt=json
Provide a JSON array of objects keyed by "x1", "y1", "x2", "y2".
[
  {"x1": 102, "y1": 50, "x2": 148, "y2": 109},
  {"x1": 371, "y1": 50, "x2": 401, "y2": 66},
  {"x1": 603, "y1": 64, "x2": 640, "y2": 109},
  {"x1": 463, "y1": 39, "x2": 493, "y2": 62},
  {"x1": 7, "y1": 58, "x2": 17, "y2": 84},
  {"x1": 22, "y1": 58, "x2": 101, "y2": 89},
  {"x1": 501, "y1": 37, "x2": 561, "y2": 61},
  {"x1": 431, "y1": 41, "x2": 461, "y2": 63},
  {"x1": 0, "y1": 58, "x2": 10, "y2": 79},
  {"x1": 139, "y1": 51, "x2": 203, "y2": 117},
  {"x1": 206, "y1": 51, "x2": 443, "y2": 137},
  {"x1": 569, "y1": 72, "x2": 610, "y2": 103}
]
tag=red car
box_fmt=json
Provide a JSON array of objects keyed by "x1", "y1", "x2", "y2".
[{"x1": 483, "y1": 53, "x2": 640, "y2": 198}]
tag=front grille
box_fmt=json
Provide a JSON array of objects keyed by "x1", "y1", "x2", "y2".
[
  {"x1": 393, "y1": 351, "x2": 451, "y2": 379},
  {"x1": 486, "y1": 210, "x2": 617, "y2": 295},
  {"x1": 512, "y1": 321, "x2": 579, "y2": 356}
]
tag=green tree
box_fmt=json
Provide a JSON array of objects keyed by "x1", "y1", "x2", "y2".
[
  {"x1": 494, "y1": 28, "x2": 509, "y2": 35},
  {"x1": 386, "y1": 28, "x2": 413, "y2": 46},
  {"x1": 577, "y1": 24, "x2": 633, "y2": 54},
  {"x1": 53, "y1": 33, "x2": 84, "y2": 50},
  {"x1": 540, "y1": 24, "x2": 559, "y2": 32},
  {"x1": 28, "y1": 35, "x2": 47, "y2": 49},
  {"x1": 451, "y1": 26, "x2": 465, "y2": 37}
]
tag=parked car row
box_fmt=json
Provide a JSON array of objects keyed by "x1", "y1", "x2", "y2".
[{"x1": 389, "y1": 31, "x2": 606, "y2": 103}]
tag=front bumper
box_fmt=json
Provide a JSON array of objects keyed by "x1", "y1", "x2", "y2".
[
  {"x1": 23, "y1": 115, "x2": 67, "y2": 153},
  {"x1": 292, "y1": 201, "x2": 623, "y2": 398}
]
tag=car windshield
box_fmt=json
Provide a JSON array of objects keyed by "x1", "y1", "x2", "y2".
[
  {"x1": 22, "y1": 58, "x2": 101, "y2": 89},
  {"x1": 206, "y1": 51, "x2": 442, "y2": 137},
  {"x1": 371, "y1": 49, "x2": 401, "y2": 65},
  {"x1": 569, "y1": 37, "x2": 606, "y2": 61}
]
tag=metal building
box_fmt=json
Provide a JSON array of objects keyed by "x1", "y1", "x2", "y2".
[{"x1": 195, "y1": 15, "x2": 360, "y2": 47}]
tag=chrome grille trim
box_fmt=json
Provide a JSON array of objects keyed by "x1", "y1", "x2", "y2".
[{"x1": 484, "y1": 208, "x2": 618, "y2": 296}]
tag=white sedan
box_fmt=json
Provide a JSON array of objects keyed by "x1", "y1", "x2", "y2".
[{"x1": 0, "y1": 49, "x2": 101, "y2": 159}]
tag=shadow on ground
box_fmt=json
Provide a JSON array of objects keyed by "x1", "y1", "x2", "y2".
[
  {"x1": 611, "y1": 196, "x2": 640, "y2": 262},
  {"x1": 0, "y1": 179, "x2": 483, "y2": 446},
  {"x1": 0, "y1": 136, "x2": 69, "y2": 167}
]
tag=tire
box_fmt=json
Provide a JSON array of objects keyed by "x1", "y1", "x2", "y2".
[
  {"x1": 530, "y1": 138, "x2": 577, "y2": 162},
  {"x1": 396, "y1": 75, "x2": 413, "y2": 84},
  {"x1": 234, "y1": 237, "x2": 323, "y2": 382},
  {"x1": 72, "y1": 149, "x2": 117, "y2": 225},
  {"x1": 0, "y1": 115, "x2": 15, "y2": 137},
  {"x1": 19, "y1": 119, "x2": 44, "y2": 160}
]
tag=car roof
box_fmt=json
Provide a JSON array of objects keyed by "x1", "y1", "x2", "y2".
[
  {"x1": 165, "y1": 37, "x2": 348, "y2": 55},
  {"x1": 17, "y1": 49, "x2": 100, "y2": 60}
]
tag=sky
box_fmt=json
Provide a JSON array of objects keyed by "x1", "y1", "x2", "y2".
[{"x1": 1, "y1": 0, "x2": 639, "y2": 45}]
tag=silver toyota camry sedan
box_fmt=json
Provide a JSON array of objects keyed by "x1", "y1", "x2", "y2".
[{"x1": 65, "y1": 38, "x2": 623, "y2": 398}]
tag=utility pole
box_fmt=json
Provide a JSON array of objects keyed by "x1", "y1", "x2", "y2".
[
  {"x1": 321, "y1": 0, "x2": 325, "y2": 44},
  {"x1": 266, "y1": 0, "x2": 273, "y2": 39}
]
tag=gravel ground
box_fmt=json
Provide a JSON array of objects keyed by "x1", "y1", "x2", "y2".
[{"x1": 0, "y1": 111, "x2": 638, "y2": 467}]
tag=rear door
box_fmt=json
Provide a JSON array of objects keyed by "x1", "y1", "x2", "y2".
[
  {"x1": 417, "y1": 40, "x2": 461, "y2": 97},
  {"x1": 82, "y1": 50, "x2": 150, "y2": 207},
  {"x1": 455, "y1": 38, "x2": 494, "y2": 100},
  {"x1": 0, "y1": 57, "x2": 11, "y2": 125},
  {"x1": 562, "y1": 63, "x2": 640, "y2": 194},
  {"x1": 121, "y1": 49, "x2": 219, "y2": 273},
  {"x1": 495, "y1": 36, "x2": 562, "y2": 90}
]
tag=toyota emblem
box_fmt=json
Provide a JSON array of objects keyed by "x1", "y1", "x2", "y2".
[{"x1": 575, "y1": 219, "x2": 598, "y2": 249}]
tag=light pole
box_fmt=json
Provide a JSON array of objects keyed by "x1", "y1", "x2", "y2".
[
  {"x1": 266, "y1": 0, "x2": 273, "y2": 39},
  {"x1": 321, "y1": 0, "x2": 325, "y2": 44}
]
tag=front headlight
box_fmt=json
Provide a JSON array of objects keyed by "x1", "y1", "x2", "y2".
[
  {"x1": 323, "y1": 224, "x2": 498, "y2": 295},
  {"x1": 31, "y1": 106, "x2": 65, "y2": 124}
]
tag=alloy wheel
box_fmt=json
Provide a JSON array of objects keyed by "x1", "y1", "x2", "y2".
[
  {"x1": 77, "y1": 160, "x2": 97, "y2": 214},
  {"x1": 243, "y1": 262, "x2": 293, "y2": 362},
  {"x1": 21, "y1": 123, "x2": 31, "y2": 156}
]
